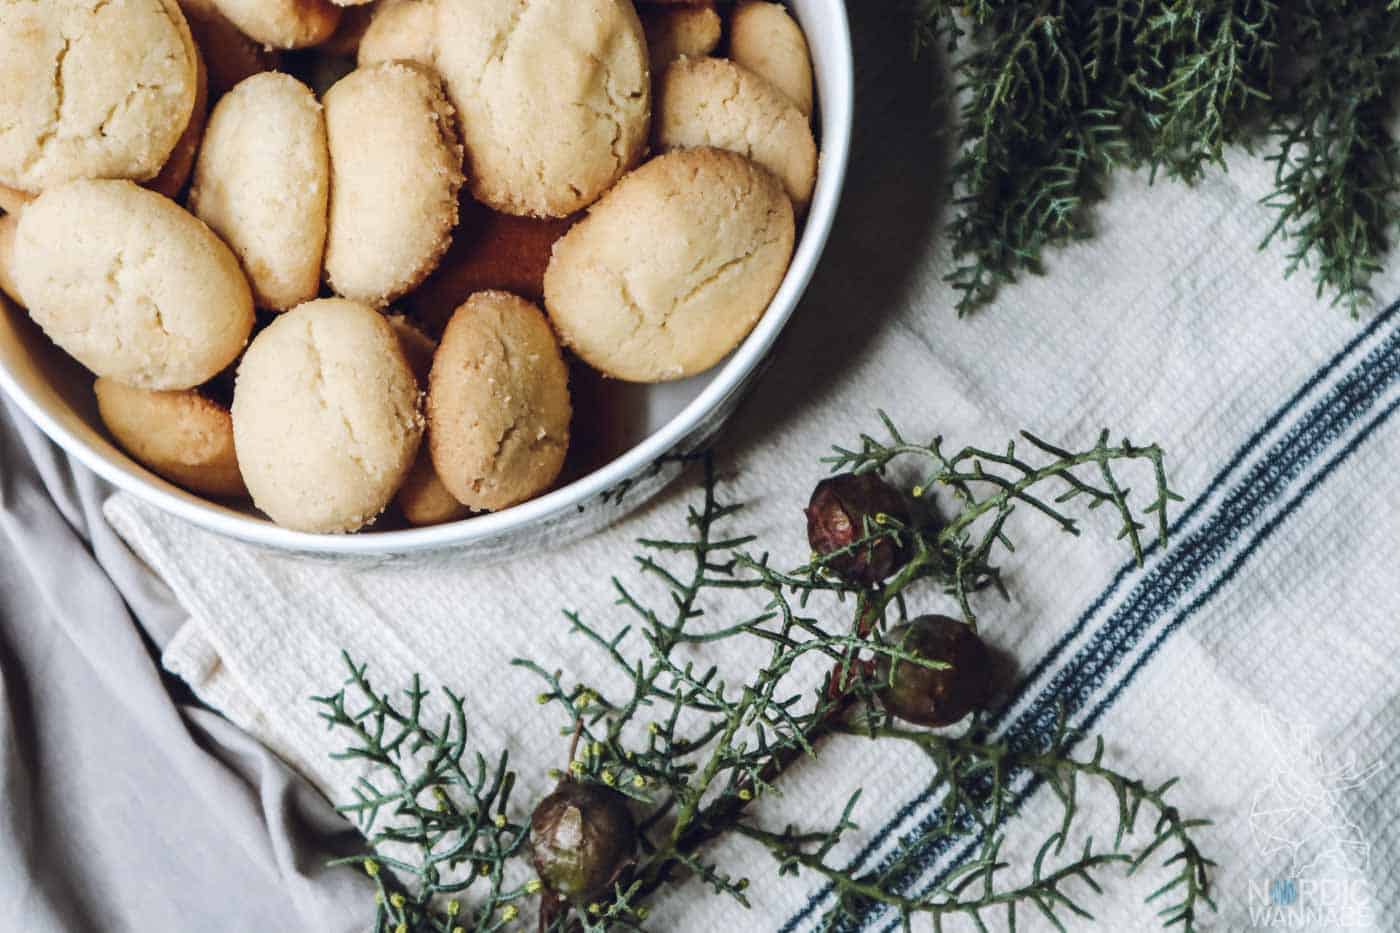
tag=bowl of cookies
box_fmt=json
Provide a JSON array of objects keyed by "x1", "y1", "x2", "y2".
[{"x1": 0, "y1": 0, "x2": 852, "y2": 560}]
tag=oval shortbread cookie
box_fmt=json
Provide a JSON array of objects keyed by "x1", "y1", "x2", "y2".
[
  {"x1": 323, "y1": 63, "x2": 464, "y2": 307},
  {"x1": 13, "y1": 180, "x2": 255, "y2": 390},
  {"x1": 95, "y1": 377, "x2": 247, "y2": 498},
  {"x1": 544, "y1": 148, "x2": 794, "y2": 382},
  {"x1": 428, "y1": 291, "x2": 571, "y2": 512},
  {"x1": 205, "y1": 0, "x2": 341, "y2": 49},
  {"x1": 0, "y1": 0, "x2": 200, "y2": 195},
  {"x1": 435, "y1": 0, "x2": 650, "y2": 217},
  {"x1": 190, "y1": 73, "x2": 330, "y2": 312},
  {"x1": 232, "y1": 298, "x2": 424, "y2": 533},
  {"x1": 654, "y1": 56, "x2": 817, "y2": 210},
  {"x1": 729, "y1": 0, "x2": 814, "y2": 117}
]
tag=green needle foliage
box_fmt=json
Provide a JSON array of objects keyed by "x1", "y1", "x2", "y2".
[
  {"x1": 915, "y1": 0, "x2": 1400, "y2": 316},
  {"x1": 318, "y1": 415, "x2": 1213, "y2": 932}
]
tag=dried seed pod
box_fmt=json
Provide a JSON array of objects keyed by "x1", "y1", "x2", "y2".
[
  {"x1": 805, "y1": 473, "x2": 912, "y2": 586},
  {"x1": 875, "y1": 615, "x2": 992, "y2": 727},
  {"x1": 529, "y1": 781, "x2": 636, "y2": 905}
]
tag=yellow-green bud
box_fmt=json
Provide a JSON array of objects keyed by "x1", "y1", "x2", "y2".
[
  {"x1": 536, "y1": 693, "x2": 551, "y2": 705},
  {"x1": 632, "y1": 775, "x2": 646, "y2": 788},
  {"x1": 502, "y1": 905, "x2": 519, "y2": 922},
  {"x1": 447, "y1": 900, "x2": 461, "y2": 917},
  {"x1": 389, "y1": 892, "x2": 405, "y2": 909},
  {"x1": 737, "y1": 788, "x2": 753, "y2": 801},
  {"x1": 601, "y1": 770, "x2": 616, "y2": 786},
  {"x1": 525, "y1": 879, "x2": 543, "y2": 894},
  {"x1": 493, "y1": 813, "x2": 507, "y2": 828},
  {"x1": 363, "y1": 858, "x2": 379, "y2": 877}
]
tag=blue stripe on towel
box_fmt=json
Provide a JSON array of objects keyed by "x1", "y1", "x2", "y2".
[
  {"x1": 852, "y1": 325, "x2": 1400, "y2": 930},
  {"x1": 872, "y1": 390, "x2": 1400, "y2": 933},
  {"x1": 783, "y1": 299, "x2": 1400, "y2": 932}
]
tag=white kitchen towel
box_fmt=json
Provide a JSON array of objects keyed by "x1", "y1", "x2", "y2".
[{"x1": 104, "y1": 19, "x2": 1400, "y2": 933}]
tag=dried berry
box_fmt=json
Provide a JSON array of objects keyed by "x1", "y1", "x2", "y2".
[
  {"x1": 804, "y1": 473, "x2": 911, "y2": 586},
  {"x1": 875, "y1": 614, "x2": 991, "y2": 727},
  {"x1": 529, "y1": 781, "x2": 636, "y2": 905}
]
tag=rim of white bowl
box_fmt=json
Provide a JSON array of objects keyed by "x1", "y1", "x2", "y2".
[{"x1": 0, "y1": 6, "x2": 855, "y2": 556}]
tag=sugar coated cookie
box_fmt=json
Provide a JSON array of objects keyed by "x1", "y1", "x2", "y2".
[
  {"x1": 190, "y1": 73, "x2": 330, "y2": 312},
  {"x1": 205, "y1": 0, "x2": 341, "y2": 49},
  {"x1": 435, "y1": 0, "x2": 650, "y2": 217},
  {"x1": 654, "y1": 56, "x2": 816, "y2": 210},
  {"x1": 232, "y1": 298, "x2": 423, "y2": 533},
  {"x1": 544, "y1": 148, "x2": 794, "y2": 382},
  {"x1": 95, "y1": 377, "x2": 247, "y2": 498},
  {"x1": 358, "y1": 0, "x2": 436, "y2": 67},
  {"x1": 642, "y1": 3, "x2": 721, "y2": 71},
  {"x1": 323, "y1": 62, "x2": 464, "y2": 307},
  {"x1": 428, "y1": 291, "x2": 571, "y2": 512},
  {"x1": 387, "y1": 314, "x2": 470, "y2": 526},
  {"x1": 14, "y1": 180, "x2": 255, "y2": 390},
  {"x1": 0, "y1": 0, "x2": 199, "y2": 194},
  {"x1": 729, "y1": 1, "x2": 814, "y2": 116}
]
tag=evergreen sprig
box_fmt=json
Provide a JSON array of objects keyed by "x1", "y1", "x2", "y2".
[
  {"x1": 318, "y1": 415, "x2": 1213, "y2": 932},
  {"x1": 915, "y1": 0, "x2": 1400, "y2": 316},
  {"x1": 312, "y1": 660, "x2": 534, "y2": 932}
]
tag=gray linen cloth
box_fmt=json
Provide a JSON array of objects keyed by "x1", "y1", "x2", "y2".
[{"x1": 0, "y1": 396, "x2": 369, "y2": 932}]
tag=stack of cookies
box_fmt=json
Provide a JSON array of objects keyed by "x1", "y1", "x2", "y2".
[{"x1": 0, "y1": 0, "x2": 818, "y2": 534}]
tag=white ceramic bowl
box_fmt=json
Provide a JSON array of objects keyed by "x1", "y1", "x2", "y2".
[{"x1": 0, "y1": 0, "x2": 853, "y2": 561}]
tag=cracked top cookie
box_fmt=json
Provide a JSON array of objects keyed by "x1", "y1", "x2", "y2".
[
  {"x1": 13, "y1": 179, "x2": 254, "y2": 390},
  {"x1": 428, "y1": 290, "x2": 571, "y2": 512},
  {"x1": 0, "y1": 0, "x2": 200, "y2": 195},
  {"x1": 543, "y1": 148, "x2": 795, "y2": 383},
  {"x1": 231, "y1": 298, "x2": 424, "y2": 534},
  {"x1": 434, "y1": 0, "x2": 650, "y2": 218}
]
